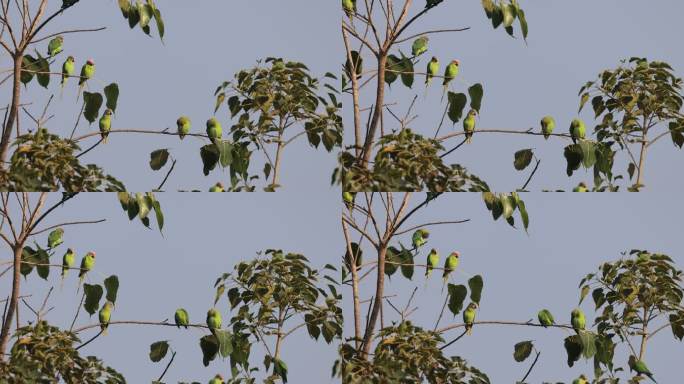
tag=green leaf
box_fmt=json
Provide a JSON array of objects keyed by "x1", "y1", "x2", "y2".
[
  {"x1": 385, "y1": 55, "x2": 401, "y2": 85},
  {"x1": 83, "y1": 92, "x2": 104, "y2": 124},
  {"x1": 518, "y1": 9, "x2": 529, "y2": 40},
  {"x1": 274, "y1": 358, "x2": 288, "y2": 383},
  {"x1": 215, "y1": 329, "x2": 233, "y2": 358},
  {"x1": 513, "y1": 340, "x2": 533, "y2": 362},
  {"x1": 579, "y1": 92, "x2": 590, "y2": 113},
  {"x1": 214, "y1": 92, "x2": 225, "y2": 113},
  {"x1": 564, "y1": 144, "x2": 583, "y2": 177},
  {"x1": 36, "y1": 55, "x2": 50, "y2": 88},
  {"x1": 579, "y1": 331, "x2": 597, "y2": 359},
  {"x1": 400, "y1": 56, "x2": 414, "y2": 88},
  {"x1": 216, "y1": 141, "x2": 233, "y2": 168},
  {"x1": 447, "y1": 92, "x2": 468, "y2": 124},
  {"x1": 579, "y1": 141, "x2": 597, "y2": 169},
  {"x1": 447, "y1": 284, "x2": 468, "y2": 316},
  {"x1": 35, "y1": 248, "x2": 50, "y2": 280},
  {"x1": 104, "y1": 83, "x2": 120, "y2": 112},
  {"x1": 398, "y1": 248, "x2": 414, "y2": 280},
  {"x1": 199, "y1": 335, "x2": 219, "y2": 367},
  {"x1": 468, "y1": 83, "x2": 484, "y2": 112},
  {"x1": 579, "y1": 285, "x2": 590, "y2": 305},
  {"x1": 83, "y1": 284, "x2": 103, "y2": 316},
  {"x1": 501, "y1": 195, "x2": 514, "y2": 220},
  {"x1": 227, "y1": 96, "x2": 241, "y2": 117},
  {"x1": 152, "y1": 200, "x2": 164, "y2": 232},
  {"x1": 151, "y1": 6, "x2": 165, "y2": 40},
  {"x1": 468, "y1": 275, "x2": 483, "y2": 304},
  {"x1": 200, "y1": 144, "x2": 220, "y2": 176},
  {"x1": 20, "y1": 246, "x2": 37, "y2": 277},
  {"x1": 513, "y1": 149, "x2": 533, "y2": 171},
  {"x1": 20, "y1": 55, "x2": 38, "y2": 85},
  {"x1": 670, "y1": 122, "x2": 684, "y2": 148},
  {"x1": 517, "y1": 199, "x2": 530, "y2": 231},
  {"x1": 670, "y1": 313, "x2": 684, "y2": 341},
  {"x1": 149, "y1": 149, "x2": 169, "y2": 171},
  {"x1": 149, "y1": 340, "x2": 169, "y2": 362},
  {"x1": 104, "y1": 275, "x2": 119, "y2": 304},
  {"x1": 564, "y1": 335, "x2": 582, "y2": 367}
]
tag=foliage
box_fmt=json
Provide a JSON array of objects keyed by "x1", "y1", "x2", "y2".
[
  {"x1": 337, "y1": 321, "x2": 490, "y2": 384},
  {"x1": 0, "y1": 321, "x2": 125, "y2": 384},
  {"x1": 116, "y1": 192, "x2": 164, "y2": 232},
  {"x1": 336, "y1": 129, "x2": 489, "y2": 191},
  {"x1": 0, "y1": 129, "x2": 125, "y2": 192}
]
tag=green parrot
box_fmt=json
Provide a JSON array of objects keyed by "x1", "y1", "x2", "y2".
[
  {"x1": 572, "y1": 374, "x2": 589, "y2": 384},
  {"x1": 342, "y1": 191, "x2": 355, "y2": 207},
  {"x1": 209, "y1": 182, "x2": 224, "y2": 192},
  {"x1": 48, "y1": 228, "x2": 64, "y2": 248},
  {"x1": 425, "y1": 248, "x2": 439, "y2": 278},
  {"x1": 206, "y1": 117, "x2": 222, "y2": 143},
  {"x1": 463, "y1": 109, "x2": 476, "y2": 144},
  {"x1": 570, "y1": 118, "x2": 586, "y2": 144},
  {"x1": 60, "y1": 56, "x2": 75, "y2": 92},
  {"x1": 537, "y1": 309, "x2": 555, "y2": 327},
  {"x1": 77, "y1": 251, "x2": 96, "y2": 291},
  {"x1": 412, "y1": 36, "x2": 429, "y2": 57},
  {"x1": 206, "y1": 308, "x2": 222, "y2": 335},
  {"x1": 208, "y1": 374, "x2": 225, "y2": 384},
  {"x1": 174, "y1": 308, "x2": 189, "y2": 329},
  {"x1": 628, "y1": 355, "x2": 658, "y2": 383},
  {"x1": 540, "y1": 115, "x2": 555, "y2": 140},
  {"x1": 573, "y1": 182, "x2": 588, "y2": 192},
  {"x1": 342, "y1": 0, "x2": 356, "y2": 18},
  {"x1": 411, "y1": 229, "x2": 429, "y2": 249},
  {"x1": 61, "y1": 248, "x2": 75, "y2": 280},
  {"x1": 425, "y1": 56, "x2": 439, "y2": 87},
  {"x1": 99, "y1": 301, "x2": 113, "y2": 336},
  {"x1": 77, "y1": 59, "x2": 95, "y2": 100},
  {"x1": 441, "y1": 59, "x2": 460, "y2": 100},
  {"x1": 177, "y1": 116, "x2": 191, "y2": 140},
  {"x1": 442, "y1": 251, "x2": 460, "y2": 285},
  {"x1": 463, "y1": 302, "x2": 477, "y2": 335},
  {"x1": 47, "y1": 36, "x2": 64, "y2": 58},
  {"x1": 99, "y1": 108, "x2": 112, "y2": 143},
  {"x1": 571, "y1": 308, "x2": 586, "y2": 334}
]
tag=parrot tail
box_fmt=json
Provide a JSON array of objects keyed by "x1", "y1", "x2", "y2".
[
  {"x1": 543, "y1": 133, "x2": 549, "y2": 140},
  {"x1": 466, "y1": 134, "x2": 472, "y2": 144},
  {"x1": 101, "y1": 326, "x2": 108, "y2": 336},
  {"x1": 466, "y1": 325, "x2": 472, "y2": 336},
  {"x1": 102, "y1": 134, "x2": 108, "y2": 144},
  {"x1": 441, "y1": 86, "x2": 447, "y2": 103}
]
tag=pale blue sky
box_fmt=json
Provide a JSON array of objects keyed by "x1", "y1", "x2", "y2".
[
  {"x1": 344, "y1": 0, "x2": 684, "y2": 191},
  {"x1": 12, "y1": 192, "x2": 340, "y2": 383},
  {"x1": 1, "y1": 0, "x2": 339, "y2": 192},
  {"x1": 345, "y1": 193, "x2": 684, "y2": 382}
]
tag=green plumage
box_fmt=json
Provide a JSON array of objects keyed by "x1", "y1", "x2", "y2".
[
  {"x1": 571, "y1": 308, "x2": 586, "y2": 333},
  {"x1": 78, "y1": 252, "x2": 95, "y2": 290},
  {"x1": 425, "y1": 248, "x2": 439, "y2": 278},
  {"x1": 463, "y1": 303, "x2": 477, "y2": 335},
  {"x1": 573, "y1": 182, "x2": 588, "y2": 192},
  {"x1": 99, "y1": 109, "x2": 112, "y2": 144},
  {"x1": 463, "y1": 109, "x2": 476, "y2": 144},
  {"x1": 47, "y1": 36, "x2": 64, "y2": 58},
  {"x1": 412, "y1": 36, "x2": 429, "y2": 57},
  {"x1": 177, "y1": 116, "x2": 191, "y2": 140},
  {"x1": 206, "y1": 118, "x2": 222, "y2": 143},
  {"x1": 537, "y1": 309, "x2": 555, "y2": 327},
  {"x1": 77, "y1": 59, "x2": 95, "y2": 100},
  {"x1": 206, "y1": 308, "x2": 222, "y2": 334},
  {"x1": 426, "y1": 57, "x2": 439, "y2": 87},
  {"x1": 99, "y1": 301, "x2": 113, "y2": 336},
  {"x1": 540, "y1": 116, "x2": 555, "y2": 140},
  {"x1": 412, "y1": 229, "x2": 429, "y2": 249},
  {"x1": 209, "y1": 182, "x2": 224, "y2": 192},
  {"x1": 572, "y1": 375, "x2": 588, "y2": 384},
  {"x1": 628, "y1": 355, "x2": 657, "y2": 383},
  {"x1": 48, "y1": 228, "x2": 64, "y2": 248},
  {"x1": 342, "y1": 0, "x2": 355, "y2": 18},
  {"x1": 343, "y1": 192, "x2": 354, "y2": 205},
  {"x1": 61, "y1": 248, "x2": 75, "y2": 279},
  {"x1": 61, "y1": 56, "x2": 75, "y2": 89},
  {"x1": 442, "y1": 251, "x2": 460, "y2": 282},
  {"x1": 208, "y1": 374, "x2": 225, "y2": 384},
  {"x1": 570, "y1": 118, "x2": 586, "y2": 144},
  {"x1": 174, "y1": 308, "x2": 189, "y2": 329},
  {"x1": 442, "y1": 60, "x2": 460, "y2": 87}
]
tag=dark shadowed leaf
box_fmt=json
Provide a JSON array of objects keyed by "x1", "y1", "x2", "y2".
[
  {"x1": 149, "y1": 340, "x2": 169, "y2": 362},
  {"x1": 513, "y1": 149, "x2": 533, "y2": 171},
  {"x1": 83, "y1": 284, "x2": 103, "y2": 316},
  {"x1": 513, "y1": 340, "x2": 533, "y2": 362},
  {"x1": 149, "y1": 149, "x2": 169, "y2": 171}
]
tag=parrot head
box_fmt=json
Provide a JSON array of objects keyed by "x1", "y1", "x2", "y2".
[
  {"x1": 430, "y1": 56, "x2": 438, "y2": 62},
  {"x1": 467, "y1": 109, "x2": 477, "y2": 118},
  {"x1": 571, "y1": 308, "x2": 582, "y2": 317},
  {"x1": 450, "y1": 251, "x2": 460, "y2": 258},
  {"x1": 628, "y1": 355, "x2": 637, "y2": 370},
  {"x1": 452, "y1": 59, "x2": 460, "y2": 66},
  {"x1": 467, "y1": 302, "x2": 478, "y2": 310},
  {"x1": 215, "y1": 182, "x2": 224, "y2": 189},
  {"x1": 207, "y1": 308, "x2": 218, "y2": 317},
  {"x1": 207, "y1": 118, "x2": 219, "y2": 127},
  {"x1": 67, "y1": 56, "x2": 75, "y2": 63},
  {"x1": 86, "y1": 59, "x2": 95, "y2": 66},
  {"x1": 421, "y1": 230, "x2": 430, "y2": 239},
  {"x1": 87, "y1": 251, "x2": 96, "y2": 260},
  {"x1": 56, "y1": 36, "x2": 64, "y2": 43},
  {"x1": 103, "y1": 301, "x2": 114, "y2": 310},
  {"x1": 104, "y1": 109, "x2": 113, "y2": 117}
]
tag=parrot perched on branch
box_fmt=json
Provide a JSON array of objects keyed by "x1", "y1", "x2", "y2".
[
  {"x1": 537, "y1": 309, "x2": 555, "y2": 327},
  {"x1": 425, "y1": 57, "x2": 439, "y2": 88},
  {"x1": 441, "y1": 59, "x2": 460, "y2": 101},
  {"x1": 572, "y1": 374, "x2": 588, "y2": 384},
  {"x1": 47, "y1": 36, "x2": 64, "y2": 58},
  {"x1": 77, "y1": 251, "x2": 95, "y2": 292},
  {"x1": 412, "y1": 36, "x2": 429, "y2": 57},
  {"x1": 177, "y1": 116, "x2": 191, "y2": 140},
  {"x1": 60, "y1": 56, "x2": 75, "y2": 95},
  {"x1": 99, "y1": 109, "x2": 112, "y2": 143},
  {"x1": 628, "y1": 355, "x2": 658, "y2": 383},
  {"x1": 540, "y1": 116, "x2": 555, "y2": 140},
  {"x1": 425, "y1": 248, "x2": 439, "y2": 279},
  {"x1": 209, "y1": 182, "x2": 225, "y2": 192},
  {"x1": 570, "y1": 118, "x2": 586, "y2": 144},
  {"x1": 48, "y1": 228, "x2": 64, "y2": 248},
  {"x1": 463, "y1": 109, "x2": 476, "y2": 144},
  {"x1": 60, "y1": 248, "x2": 75, "y2": 289},
  {"x1": 571, "y1": 308, "x2": 586, "y2": 334},
  {"x1": 208, "y1": 374, "x2": 225, "y2": 384},
  {"x1": 206, "y1": 308, "x2": 222, "y2": 336},
  {"x1": 77, "y1": 59, "x2": 95, "y2": 101},
  {"x1": 412, "y1": 229, "x2": 429, "y2": 249},
  {"x1": 206, "y1": 118, "x2": 222, "y2": 144},
  {"x1": 573, "y1": 182, "x2": 588, "y2": 192},
  {"x1": 463, "y1": 302, "x2": 477, "y2": 335},
  {"x1": 99, "y1": 301, "x2": 113, "y2": 336},
  {"x1": 442, "y1": 251, "x2": 460, "y2": 292},
  {"x1": 175, "y1": 308, "x2": 189, "y2": 329},
  {"x1": 342, "y1": 0, "x2": 356, "y2": 18}
]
